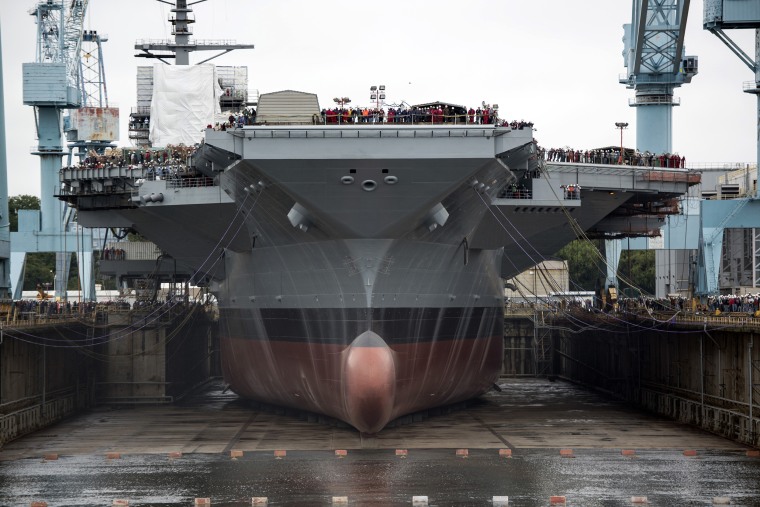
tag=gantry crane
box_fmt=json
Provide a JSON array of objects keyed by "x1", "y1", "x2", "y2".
[
  {"x1": 606, "y1": 0, "x2": 698, "y2": 294},
  {"x1": 695, "y1": 0, "x2": 760, "y2": 296},
  {"x1": 621, "y1": 0, "x2": 698, "y2": 154},
  {"x1": 15, "y1": 0, "x2": 95, "y2": 300}
]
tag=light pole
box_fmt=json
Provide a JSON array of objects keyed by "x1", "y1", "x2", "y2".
[
  {"x1": 333, "y1": 97, "x2": 350, "y2": 108},
  {"x1": 615, "y1": 122, "x2": 629, "y2": 164},
  {"x1": 333, "y1": 97, "x2": 350, "y2": 124},
  {"x1": 370, "y1": 85, "x2": 386, "y2": 111}
]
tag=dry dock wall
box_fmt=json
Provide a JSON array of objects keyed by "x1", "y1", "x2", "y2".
[
  {"x1": 0, "y1": 305, "x2": 216, "y2": 446},
  {"x1": 0, "y1": 322, "x2": 93, "y2": 445},
  {"x1": 95, "y1": 305, "x2": 215, "y2": 403},
  {"x1": 504, "y1": 311, "x2": 760, "y2": 448}
]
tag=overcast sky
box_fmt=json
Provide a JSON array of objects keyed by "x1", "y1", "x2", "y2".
[{"x1": 1, "y1": 0, "x2": 757, "y2": 197}]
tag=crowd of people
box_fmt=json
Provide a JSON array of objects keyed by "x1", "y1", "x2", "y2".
[
  {"x1": 560, "y1": 184, "x2": 581, "y2": 200},
  {"x1": 69, "y1": 144, "x2": 200, "y2": 182},
  {"x1": 317, "y1": 104, "x2": 503, "y2": 125},
  {"x1": 615, "y1": 293, "x2": 760, "y2": 315},
  {"x1": 498, "y1": 183, "x2": 532, "y2": 199},
  {"x1": 102, "y1": 248, "x2": 126, "y2": 260},
  {"x1": 705, "y1": 294, "x2": 760, "y2": 314},
  {"x1": 8, "y1": 298, "x2": 190, "y2": 321},
  {"x1": 210, "y1": 110, "x2": 257, "y2": 131},
  {"x1": 12, "y1": 299, "x2": 100, "y2": 318},
  {"x1": 545, "y1": 147, "x2": 687, "y2": 168}
]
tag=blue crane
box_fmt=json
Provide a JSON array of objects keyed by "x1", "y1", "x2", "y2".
[
  {"x1": 695, "y1": 1, "x2": 760, "y2": 296},
  {"x1": 621, "y1": 0, "x2": 698, "y2": 154},
  {"x1": 606, "y1": 1, "x2": 698, "y2": 294},
  {"x1": 15, "y1": 0, "x2": 95, "y2": 300}
]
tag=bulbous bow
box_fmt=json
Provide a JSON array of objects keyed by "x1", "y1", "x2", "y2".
[{"x1": 342, "y1": 330, "x2": 396, "y2": 433}]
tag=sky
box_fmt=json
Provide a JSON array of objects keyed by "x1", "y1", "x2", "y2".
[{"x1": 1, "y1": 0, "x2": 758, "y2": 198}]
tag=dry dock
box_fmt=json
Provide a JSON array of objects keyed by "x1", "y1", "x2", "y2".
[{"x1": 1, "y1": 378, "x2": 758, "y2": 506}]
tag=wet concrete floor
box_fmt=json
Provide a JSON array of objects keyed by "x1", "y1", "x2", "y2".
[{"x1": 1, "y1": 378, "x2": 758, "y2": 506}]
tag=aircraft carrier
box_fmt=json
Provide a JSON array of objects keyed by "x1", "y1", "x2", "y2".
[
  {"x1": 57, "y1": 0, "x2": 698, "y2": 434},
  {"x1": 61, "y1": 120, "x2": 697, "y2": 434}
]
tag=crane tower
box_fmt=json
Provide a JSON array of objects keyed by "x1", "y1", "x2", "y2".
[
  {"x1": 621, "y1": 0, "x2": 698, "y2": 154},
  {"x1": 16, "y1": 0, "x2": 94, "y2": 300}
]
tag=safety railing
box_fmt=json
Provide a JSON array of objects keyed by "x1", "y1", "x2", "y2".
[
  {"x1": 685, "y1": 162, "x2": 756, "y2": 171},
  {"x1": 130, "y1": 106, "x2": 151, "y2": 116},
  {"x1": 134, "y1": 38, "x2": 243, "y2": 47},
  {"x1": 165, "y1": 176, "x2": 216, "y2": 189},
  {"x1": 0, "y1": 388, "x2": 85, "y2": 445},
  {"x1": 545, "y1": 162, "x2": 693, "y2": 179},
  {"x1": 244, "y1": 112, "x2": 520, "y2": 127},
  {"x1": 240, "y1": 125, "x2": 506, "y2": 140},
  {"x1": 506, "y1": 305, "x2": 760, "y2": 329},
  {"x1": 628, "y1": 96, "x2": 681, "y2": 106},
  {"x1": 0, "y1": 312, "x2": 96, "y2": 328}
]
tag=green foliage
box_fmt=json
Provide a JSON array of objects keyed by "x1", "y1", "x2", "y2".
[
  {"x1": 555, "y1": 240, "x2": 606, "y2": 291},
  {"x1": 67, "y1": 254, "x2": 80, "y2": 290},
  {"x1": 9, "y1": 195, "x2": 118, "y2": 293},
  {"x1": 555, "y1": 239, "x2": 656, "y2": 296},
  {"x1": 617, "y1": 250, "x2": 655, "y2": 296},
  {"x1": 22, "y1": 253, "x2": 82, "y2": 291},
  {"x1": 8, "y1": 195, "x2": 41, "y2": 232},
  {"x1": 24, "y1": 252, "x2": 54, "y2": 291}
]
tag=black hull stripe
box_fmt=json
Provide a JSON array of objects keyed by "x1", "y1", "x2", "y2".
[{"x1": 220, "y1": 306, "x2": 503, "y2": 345}]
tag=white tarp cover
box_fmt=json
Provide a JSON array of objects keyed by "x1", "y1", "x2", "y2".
[{"x1": 149, "y1": 64, "x2": 221, "y2": 146}]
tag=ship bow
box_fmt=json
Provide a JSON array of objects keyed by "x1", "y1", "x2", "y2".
[{"x1": 343, "y1": 330, "x2": 396, "y2": 434}]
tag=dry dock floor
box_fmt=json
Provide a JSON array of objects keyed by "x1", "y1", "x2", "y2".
[
  {"x1": 0, "y1": 378, "x2": 745, "y2": 458},
  {"x1": 2, "y1": 378, "x2": 759, "y2": 506}
]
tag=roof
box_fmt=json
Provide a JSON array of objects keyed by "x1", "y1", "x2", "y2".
[{"x1": 256, "y1": 90, "x2": 320, "y2": 124}]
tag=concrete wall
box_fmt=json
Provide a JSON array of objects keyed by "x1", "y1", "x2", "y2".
[
  {"x1": 96, "y1": 319, "x2": 169, "y2": 402},
  {"x1": 556, "y1": 321, "x2": 760, "y2": 447},
  {"x1": 0, "y1": 324, "x2": 94, "y2": 445},
  {"x1": 165, "y1": 306, "x2": 216, "y2": 398},
  {"x1": 502, "y1": 315, "x2": 540, "y2": 376},
  {"x1": 0, "y1": 305, "x2": 216, "y2": 446},
  {"x1": 95, "y1": 305, "x2": 215, "y2": 403}
]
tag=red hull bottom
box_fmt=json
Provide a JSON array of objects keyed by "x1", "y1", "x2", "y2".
[{"x1": 220, "y1": 333, "x2": 503, "y2": 433}]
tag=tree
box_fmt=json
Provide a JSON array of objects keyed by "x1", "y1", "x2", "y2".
[
  {"x1": 556, "y1": 240, "x2": 657, "y2": 296},
  {"x1": 617, "y1": 250, "x2": 655, "y2": 296},
  {"x1": 24, "y1": 253, "x2": 55, "y2": 291},
  {"x1": 8, "y1": 195, "x2": 86, "y2": 292},
  {"x1": 554, "y1": 239, "x2": 607, "y2": 291},
  {"x1": 8, "y1": 195, "x2": 41, "y2": 232}
]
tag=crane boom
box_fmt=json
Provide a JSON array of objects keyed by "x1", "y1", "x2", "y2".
[
  {"x1": 63, "y1": 0, "x2": 89, "y2": 90},
  {"x1": 28, "y1": 0, "x2": 89, "y2": 99}
]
